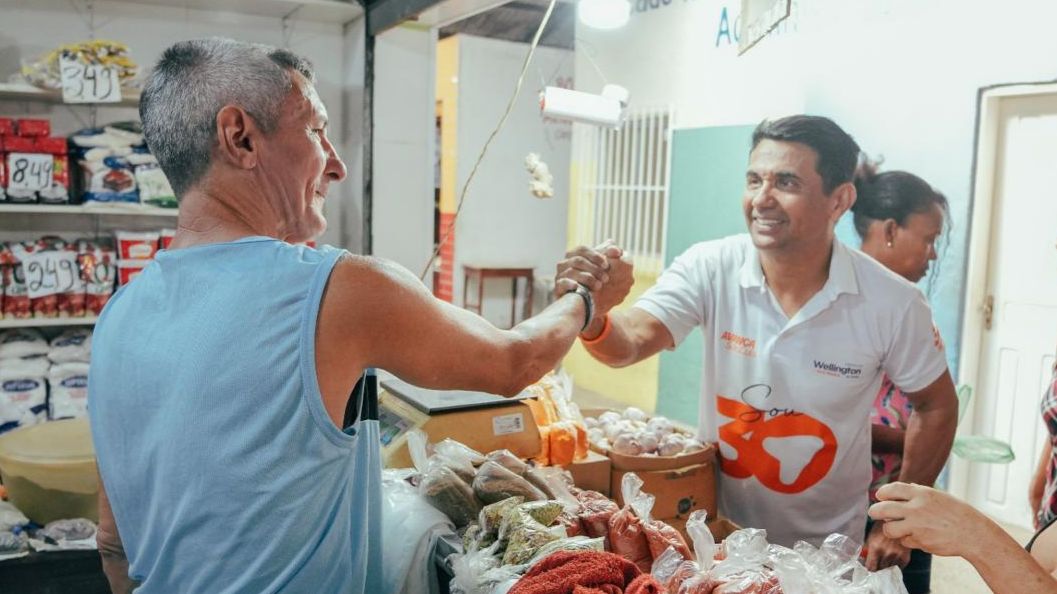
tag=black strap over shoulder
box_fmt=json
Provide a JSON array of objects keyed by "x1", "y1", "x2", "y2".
[{"x1": 343, "y1": 368, "x2": 379, "y2": 431}]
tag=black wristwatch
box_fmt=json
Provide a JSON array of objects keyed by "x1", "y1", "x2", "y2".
[{"x1": 565, "y1": 283, "x2": 594, "y2": 332}]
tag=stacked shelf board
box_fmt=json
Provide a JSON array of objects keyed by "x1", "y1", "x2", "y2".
[{"x1": 0, "y1": 316, "x2": 99, "y2": 329}]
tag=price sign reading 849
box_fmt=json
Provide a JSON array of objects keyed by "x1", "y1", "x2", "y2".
[
  {"x1": 7, "y1": 153, "x2": 54, "y2": 193},
  {"x1": 60, "y1": 56, "x2": 122, "y2": 104},
  {"x1": 22, "y1": 251, "x2": 85, "y2": 300}
]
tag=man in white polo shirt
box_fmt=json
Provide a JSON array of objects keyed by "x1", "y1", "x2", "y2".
[{"x1": 557, "y1": 115, "x2": 958, "y2": 559}]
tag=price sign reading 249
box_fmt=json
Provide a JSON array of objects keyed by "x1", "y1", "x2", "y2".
[
  {"x1": 22, "y1": 251, "x2": 85, "y2": 300},
  {"x1": 60, "y1": 56, "x2": 122, "y2": 104}
]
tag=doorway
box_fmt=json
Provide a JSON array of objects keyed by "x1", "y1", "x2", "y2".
[{"x1": 956, "y1": 84, "x2": 1057, "y2": 529}]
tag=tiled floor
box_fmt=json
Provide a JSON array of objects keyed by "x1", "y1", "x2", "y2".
[{"x1": 570, "y1": 386, "x2": 1033, "y2": 593}]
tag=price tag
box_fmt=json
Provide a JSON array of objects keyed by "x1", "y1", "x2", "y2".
[
  {"x1": 21, "y1": 251, "x2": 85, "y2": 300},
  {"x1": 6, "y1": 153, "x2": 54, "y2": 193},
  {"x1": 60, "y1": 56, "x2": 122, "y2": 104}
]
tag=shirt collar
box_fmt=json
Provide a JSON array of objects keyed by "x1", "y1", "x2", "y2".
[{"x1": 739, "y1": 239, "x2": 860, "y2": 297}]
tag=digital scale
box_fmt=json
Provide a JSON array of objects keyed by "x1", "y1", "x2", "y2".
[{"x1": 378, "y1": 375, "x2": 543, "y2": 469}]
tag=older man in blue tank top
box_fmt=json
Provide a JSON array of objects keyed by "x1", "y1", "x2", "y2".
[{"x1": 88, "y1": 38, "x2": 632, "y2": 593}]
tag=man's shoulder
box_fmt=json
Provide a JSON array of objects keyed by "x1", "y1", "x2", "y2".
[{"x1": 845, "y1": 246, "x2": 927, "y2": 303}]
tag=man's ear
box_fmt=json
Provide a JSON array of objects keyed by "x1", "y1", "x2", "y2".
[
  {"x1": 215, "y1": 105, "x2": 259, "y2": 170},
  {"x1": 831, "y1": 181, "x2": 856, "y2": 223}
]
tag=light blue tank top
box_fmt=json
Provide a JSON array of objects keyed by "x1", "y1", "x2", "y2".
[{"x1": 88, "y1": 237, "x2": 382, "y2": 593}]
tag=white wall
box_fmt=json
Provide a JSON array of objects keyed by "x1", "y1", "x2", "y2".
[
  {"x1": 452, "y1": 35, "x2": 573, "y2": 327},
  {"x1": 372, "y1": 25, "x2": 436, "y2": 273},
  {"x1": 575, "y1": 0, "x2": 1057, "y2": 375},
  {"x1": 0, "y1": 0, "x2": 360, "y2": 250}
]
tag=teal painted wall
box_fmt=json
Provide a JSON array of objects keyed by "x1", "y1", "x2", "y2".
[{"x1": 656, "y1": 125, "x2": 754, "y2": 425}]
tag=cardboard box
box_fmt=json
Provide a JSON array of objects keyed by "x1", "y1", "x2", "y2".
[
  {"x1": 611, "y1": 458, "x2": 717, "y2": 523},
  {"x1": 560, "y1": 450, "x2": 611, "y2": 496},
  {"x1": 380, "y1": 389, "x2": 541, "y2": 469}
]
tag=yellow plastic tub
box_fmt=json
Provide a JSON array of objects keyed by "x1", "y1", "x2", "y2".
[{"x1": 0, "y1": 419, "x2": 98, "y2": 524}]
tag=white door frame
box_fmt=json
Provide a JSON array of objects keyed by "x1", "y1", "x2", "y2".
[{"x1": 950, "y1": 81, "x2": 1057, "y2": 500}]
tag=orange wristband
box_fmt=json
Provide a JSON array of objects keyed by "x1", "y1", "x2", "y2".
[{"x1": 580, "y1": 313, "x2": 612, "y2": 344}]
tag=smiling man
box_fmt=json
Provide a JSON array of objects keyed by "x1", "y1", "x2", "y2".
[
  {"x1": 88, "y1": 38, "x2": 633, "y2": 593},
  {"x1": 556, "y1": 115, "x2": 957, "y2": 553}
]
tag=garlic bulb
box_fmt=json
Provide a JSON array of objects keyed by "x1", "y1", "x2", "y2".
[
  {"x1": 637, "y1": 431, "x2": 660, "y2": 454},
  {"x1": 612, "y1": 434, "x2": 644, "y2": 456},
  {"x1": 646, "y1": 417, "x2": 674, "y2": 438},
  {"x1": 623, "y1": 407, "x2": 648, "y2": 423},
  {"x1": 598, "y1": 411, "x2": 622, "y2": 426},
  {"x1": 658, "y1": 434, "x2": 686, "y2": 457}
]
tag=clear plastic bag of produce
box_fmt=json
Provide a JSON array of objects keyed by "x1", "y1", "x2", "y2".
[
  {"x1": 409, "y1": 430, "x2": 482, "y2": 528},
  {"x1": 652, "y1": 509, "x2": 716, "y2": 593},
  {"x1": 472, "y1": 460, "x2": 546, "y2": 505},
  {"x1": 499, "y1": 502, "x2": 563, "y2": 566},
  {"x1": 608, "y1": 473, "x2": 653, "y2": 572},
  {"x1": 576, "y1": 489, "x2": 619, "y2": 539}
]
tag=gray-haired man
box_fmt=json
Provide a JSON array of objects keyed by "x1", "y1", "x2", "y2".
[{"x1": 89, "y1": 38, "x2": 632, "y2": 593}]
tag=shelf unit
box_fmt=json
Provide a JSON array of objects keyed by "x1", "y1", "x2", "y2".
[
  {"x1": 120, "y1": 0, "x2": 363, "y2": 23},
  {"x1": 0, "y1": 82, "x2": 141, "y2": 108},
  {"x1": 0, "y1": 204, "x2": 178, "y2": 217},
  {"x1": 0, "y1": 316, "x2": 98, "y2": 330}
]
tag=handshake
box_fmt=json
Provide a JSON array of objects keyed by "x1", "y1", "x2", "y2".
[{"x1": 554, "y1": 241, "x2": 635, "y2": 334}]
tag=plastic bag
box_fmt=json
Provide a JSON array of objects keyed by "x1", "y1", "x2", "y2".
[
  {"x1": 644, "y1": 516, "x2": 691, "y2": 561},
  {"x1": 527, "y1": 535, "x2": 605, "y2": 565},
  {"x1": 0, "y1": 328, "x2": 48, "y2": 359},
  {"x1": 608, "y1": 473, "x2": 653, "y2": 572},
  {"x1": 48, "y1": 362, "x2": 90, "y2": 420},
  {"x1": 0, "y1": 501, "x2": 30, "y2": 532},
  {"x1": 479, "y1": 496, "x2": 525, "y2": 542},
  {"x1": 437, "y1": 439, "x2": 486, "y2": 467},
  {"x1": 519, "y1": 500, "x2": 563, "y2": 528},
  {"x1": 652, "y1": 510, "x2": 716, "y2": 593},
  {"x1": 548, "y1": 420, "x2": 578, "y2": 466},
  {"x1": 576, "y1": 489, "x2": 619, "y2": 539},
  {"x1": 451, "y1": 539, "x2": 517, "y2": 594},
  {"x1": 500, "y1": 504, "x2": 561, "y2": 566},
  {"x1": 472, "y1": 461, "x2": 546, "y2": 505},
  {"x1": 410, "y1": 430, "x2": 482, "y2": 528},
  {"x1": 382, "y1": 470, "x2": 455, "y2": 594},
  {"x1": 485, "y1": 449, "x2": 529, "y2": 476},
  {"x1": 47, "y1": 328, "x2": 92, "y2": 364}
]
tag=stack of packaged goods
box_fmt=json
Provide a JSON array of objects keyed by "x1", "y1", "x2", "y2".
[
  {"x1": 0, "y1": 236, "x2": 117, "y2": 320},
  {"x1": 115, "y1": 229, "x2": 172, "y2": 285},
  {"x1": 70, "y1": 123, "x2": 176, "y2": 208},
  {"x1": 0, "y1": 118, "x2": 71, "y2": 204},
  {"x1": 0, "y1": 327, "x2": 92, "y2": 435},
  {"x1": 0, "y1": 329, "x2": 49, "y2": 434},
  {"x1": 521, "y1": 372, "x2": 589, "y2": 467}
]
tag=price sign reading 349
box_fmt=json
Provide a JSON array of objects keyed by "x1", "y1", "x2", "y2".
[
  {"x1": 22, "y1": 251, "x2": 85, "y2": 300},
  {"x1": 7, "y1": 153, "x2": 54, "y2": 192},
  {"x1": 60, "y1": 56, "x2": 122, "y2": 104}
]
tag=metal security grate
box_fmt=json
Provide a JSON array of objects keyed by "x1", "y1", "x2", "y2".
[{"x1": 571, "y1": 106, "x2": 673, "y2": 274}]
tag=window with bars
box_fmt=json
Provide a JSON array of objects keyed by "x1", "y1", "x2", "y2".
[{"x1": 570, "y1": 106, "x2": 674, "y2": 274}]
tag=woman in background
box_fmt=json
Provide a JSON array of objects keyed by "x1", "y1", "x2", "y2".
[{"x1": 852, "y1": 166, "x2": 949, "y2": 594}]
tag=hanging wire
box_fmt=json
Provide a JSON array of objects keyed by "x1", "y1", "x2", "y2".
[{"x1": 419, "y1": 0, "x2": 560, "y2": 280}]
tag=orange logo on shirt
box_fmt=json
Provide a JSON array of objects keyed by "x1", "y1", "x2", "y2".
[
  {"x1": 716, "y1": 393, "x2": 838, "y2": 494},
  {"x1": 721, "y1": 331, "x2": 756, "y2": 357}
]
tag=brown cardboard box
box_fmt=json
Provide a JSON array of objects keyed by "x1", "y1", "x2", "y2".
[
  {"x1": 611, "y1": 459, "x2": 717, "y2": 524},
  {"x1": 380, "y1": 389, "x2": 541, "y2": 469},
  {"x1": 560, "y1": 450, "x2": 611, "y2": 496}
]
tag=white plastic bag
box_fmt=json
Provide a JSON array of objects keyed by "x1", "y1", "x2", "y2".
[
  {"x1": 381, "y1": 470, "x2": 456, "y2": 594},
  {"x1": 48, "y1": 362, "x2": 90, "y2": 420},
  {"x1": 47, "y1": 328, "x2": 92, "y2": 364}
]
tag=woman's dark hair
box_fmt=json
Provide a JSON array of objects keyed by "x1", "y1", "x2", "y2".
[{"x1": 851, "y1": 162, "x2": 950, "y2": 239}]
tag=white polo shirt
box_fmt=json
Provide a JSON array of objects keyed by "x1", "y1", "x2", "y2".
[{"x1": 635, "y1": 234, "x2": 947, "y2": 547}]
